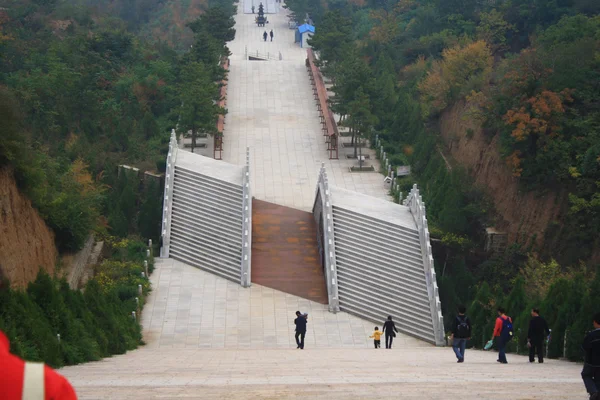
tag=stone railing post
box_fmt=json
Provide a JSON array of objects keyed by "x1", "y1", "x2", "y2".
[
  {"x1": 160, "y1": 129, "x2": 179, "y2": 258},
  {"x1": 317, "y1": 163, "x2": 340, "y2": 312},
  {"x1": 405, "y1": 184, "x2": 445, "y2": 346},
  {"x1": 241, "y1": 147, "x2": 252, "y2": 288}
]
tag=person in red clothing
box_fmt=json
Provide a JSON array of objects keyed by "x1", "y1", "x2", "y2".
[
  {"x1": 0, "y1": 330, "x2": 77, "y2": 399},
  {"x1": 492, "y1": 307, "x2": 512, "y2": 364}
]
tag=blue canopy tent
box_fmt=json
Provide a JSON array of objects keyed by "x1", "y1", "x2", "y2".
[{"x1": 295, "y1": 23, "x2": 315, "y2": 48}]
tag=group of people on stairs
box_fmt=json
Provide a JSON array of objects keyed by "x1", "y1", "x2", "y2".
[{"x1": 448, "y1": 306, "x2": 600, "y2": 400}]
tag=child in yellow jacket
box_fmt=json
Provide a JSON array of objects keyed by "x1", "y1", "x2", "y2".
[{"x1": 370, "y1": 327, "x2": 383, "y2": 348}]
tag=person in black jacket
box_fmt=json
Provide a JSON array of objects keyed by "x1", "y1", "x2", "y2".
[
  {"x1": 382, "y1": 316, "x2": 398, "y2": 349},
  {"x1": 582, "y1": 312, "x2": 600, "y2": 400},
  {"x1": 451, "y1": 305, "x2": 471, "y2": 363},
  {"x1": 294, "y1": 311, "x2": 307, "y2": 349},
  {"x1": 527, "y1": 308, "x2": 550, "y2": 363}
]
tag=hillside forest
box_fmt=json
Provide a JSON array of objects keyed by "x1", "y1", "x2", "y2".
[
  {"x1": 284, "y1": 0, "x2": 600, "y2": 358},
  {"x1": 0, "y1": 0, "x2": 236, "y2": 366}
]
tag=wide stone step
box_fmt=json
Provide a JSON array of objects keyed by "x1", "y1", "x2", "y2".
[
  {"x1": 169, "y1": 241, "x2": 239, "y2": 282},
  {"x1": 336, "y1": 273, "x2": 431, "y2": 320},
  {"x1": 334, "y1": 249, "x2": 426, "y2": 286},
  {"x1": 333, "y1": 228, "x2": 423, "y2": 264},
  {"x1": 336, "y1": 290, "x2": 435, "y2": 342},
  {"x1": 170, "y1": 225, "x2": 242, "y2": 262},
  {"x1": 175, "y1": 167, "x2": 243, "y2": 197},
  {"x1": 334, "y1": 241, "x2": 426, "y2": 278},
  {"x1": 332, "y1": 215, "x2": 421, "y2": 251},
  {"x1": 170, "y1": 213, "x2": 241, "y2": 244},
  {"x1": 338, "y1": 301, "x2": 435, "y2": 343},
  {"x1": 332, "y1": 206, "x2": 419, "y2": 236},
  {"x1": 170, "y1": 233, "x2": 241, "y2": 266},
  {"x1": 173, "y1": 176, "x2": 242, "y2": 208},
  {"x1": 173, "y1": 174, "x2": 242, "y2": 202},
  {"x1": 333, "y1": 209, "x2": 420, "y2": 246},
  {"x1": 335, "y1": 262, "x2": 429, "y2": 304},
  {"x1": 172, "y1": 185, "x2": 242, "y2": 219},
  {"x1": 171, "y1": 201, "x2": 242, "y2": 233}
]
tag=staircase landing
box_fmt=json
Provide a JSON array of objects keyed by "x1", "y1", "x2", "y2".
[{"x1": 251, "y1": 199, "x2": 327, "y2": 304}]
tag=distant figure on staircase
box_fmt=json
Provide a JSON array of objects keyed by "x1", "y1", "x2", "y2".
[
  {"x1": 294, "y1": 311, "x2": 307, "y2": 349},
  {"x1": 370, "y1": 327, "x2": 383, "y2": 349},
  {"x1": 263, "y1": 31, "x2": 268, "y2": 42},
  {"x1": 270, "y1": 30, "x2": 274, "y2": 41},
  {"x1": 251, "y1": 5, "x2": 255, "y2": 13},
  {"x1": 382, "y1": 316, "x2": 398, "y2": 349}
]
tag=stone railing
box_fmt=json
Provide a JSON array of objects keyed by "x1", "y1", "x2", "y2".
[
  {"x1": 240, "y1": 147, "x2": 252, "y2": 287},
  {"x1": 404, "y1": 184, "x2": 445, "y2": 346},
  {"x1": 159, "y1": 129, "x2": 179, "y2": 258},
  {"x1": 313, "y1": 163, "x2": 340, "y2": 312}
]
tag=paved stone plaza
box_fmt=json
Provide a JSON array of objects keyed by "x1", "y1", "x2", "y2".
[
  {"x1": 61, "y1": 258, "x2": 587, "y2": 399},
  {"x1": 140, "y1": 259, "x2": 423, "y2": 349},
  {"x1": 222, "y1": 6, "x2": 391, "y2": 211}
]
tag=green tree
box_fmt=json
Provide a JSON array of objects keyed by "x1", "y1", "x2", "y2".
[{"x1": 177, "y1": 62, "x2": 224, "y2": 153}]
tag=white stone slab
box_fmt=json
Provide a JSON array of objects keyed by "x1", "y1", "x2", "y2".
[
  {"x1": 330, "y1": 185, "x2": 417, "y2": 230},
  {"x1": 176, "y1": 149, "x2": 244, "y2": 186}
]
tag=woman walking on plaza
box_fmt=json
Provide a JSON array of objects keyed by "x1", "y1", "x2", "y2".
[{"x1": 382, "y1": 316, "x2": 399, "y2": 349}]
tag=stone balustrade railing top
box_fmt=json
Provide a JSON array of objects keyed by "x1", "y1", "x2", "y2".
[{"x1": 404, "y1": 184, "x2": 445, "y2": 346}]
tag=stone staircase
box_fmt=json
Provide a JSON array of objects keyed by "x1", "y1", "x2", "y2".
[
  {"x1": 160, "y1": 131, "x2": 251, "y2": 286},
  {"x1": 332, "y1": 206, "x2": 435, "y2": 343},
  {"x1": 169, "y1": 166, "x2": 244, "y2": 283}
]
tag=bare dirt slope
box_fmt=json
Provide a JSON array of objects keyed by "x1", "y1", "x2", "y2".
[
  {"x1": 0, "y1": 167, "x2": 57, "y2": 287},
  {"x1": 439, "y1": 102, "x2": 566, "y2": 248}
]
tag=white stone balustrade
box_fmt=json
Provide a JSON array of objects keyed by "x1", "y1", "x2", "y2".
[
  {"x1": 160, "y1": 129, "x2": 179, "y2": 258},
  {"x1": 240, "y1": 147, "x2": 252, "y2": 287},
  {"x1": 404, "y1": 184, "x2": 445, "y2": 346}
]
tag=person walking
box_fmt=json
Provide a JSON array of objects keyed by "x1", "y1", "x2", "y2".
[
  {"x1": 269, "y1": 30, "x2": 274, "y2": 42},
  {"x1": 251, "y1": 5, "x2": 255, "y2": 13},
  {"x1": 492, "y1": 307, "x2": 513, "y2": 364},
  {"x1": 369, "y1": 327, "x2": 383, "y2": 349},
  {"x1": 294, "y1": 311, "x2": 307, "y2": 349},
  {"x1": 0, "y1": 330, "x2": 77, "y2": 399},
  {"x1": 382, "y1": 316, "x2": 398, "y2": 349},
  {"x1": 263, "y1": 31, "x2": 268, "y2": 42},
  {"x1": 527, "y1": 308, "x2": 550, "y2": 363},
  {"x1": 451, "y1": 305, "x2": 472, "y2": 363},
  {"x1": 582, "y1": 312, "x2": 600, "y2": 400}
]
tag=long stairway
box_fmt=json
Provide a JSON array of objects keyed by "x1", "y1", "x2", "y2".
[
  {"x1": 160, "y1": 132, "x2": 252, "y2": 285},
  {"x1": 169, "y1": 166, "x2": 243, "y2": 282},
  {"x1": 332, "y1": 206, "x2": 435, "y2": 343}
]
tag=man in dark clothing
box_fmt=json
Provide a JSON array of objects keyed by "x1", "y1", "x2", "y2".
[
  {"x1": 263, "y1": 31, "x2": 268, "y2": 42},
  {"x1": 382, "y1": 316, "x2": 398, "y2": 349},
  {"x1": 451, "y1": 305, "x2": 472, "y2": 363},
  {"x1": 527, "y1": 308, "x2": 550, "y2": 363},
  {"x1": 269, "y1": 30, "x2": 274, "y2": 41},
  {"x1": 294, "y1": 311, "x2": 307, "y2": 349},
  {"x1": 582, "y1": 312, "x2": 600, "y2": 400}
]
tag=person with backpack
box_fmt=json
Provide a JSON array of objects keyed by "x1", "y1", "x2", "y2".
[
  {"x1": 492, "y1": 307, "x2": 513, "y2": 364},
  {"x1": 451, "y1": 305, "x2": 472, "y2": 363},
  {"x1": 581, "y1": 312, "x2": 600, "y2": 400},
  {"x1": 527, "y1": 308, "x2": 550, "y2": 363}
]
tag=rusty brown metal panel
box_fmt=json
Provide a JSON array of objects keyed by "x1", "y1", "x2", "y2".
[{"x1": 251, "y1": 199, "x2": 328, "y2": 304}]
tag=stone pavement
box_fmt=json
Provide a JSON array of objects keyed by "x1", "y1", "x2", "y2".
[
  {"x1": 140, "y1": 259, "x2": 423, "y2": 349},
  {"x1": 59, "y1": 258, "x2": 587, "y2": 399},
  {"x1": 61, "y1": 346, "x2": 585, "y2": 399},
  {"x1": 222, "y1": 5, "x2": 391, "y2": 211}
]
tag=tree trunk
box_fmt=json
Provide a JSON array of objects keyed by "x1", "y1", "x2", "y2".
[
  {"x1": 191, "y1": 126, "x2": 196, "y2": 154},
  {"x1": 358, "y1": 135, "x2": 363, "y2": 170},
  {"x1": 353, "y1": 126, "x2": 358, "y2": 158}
]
